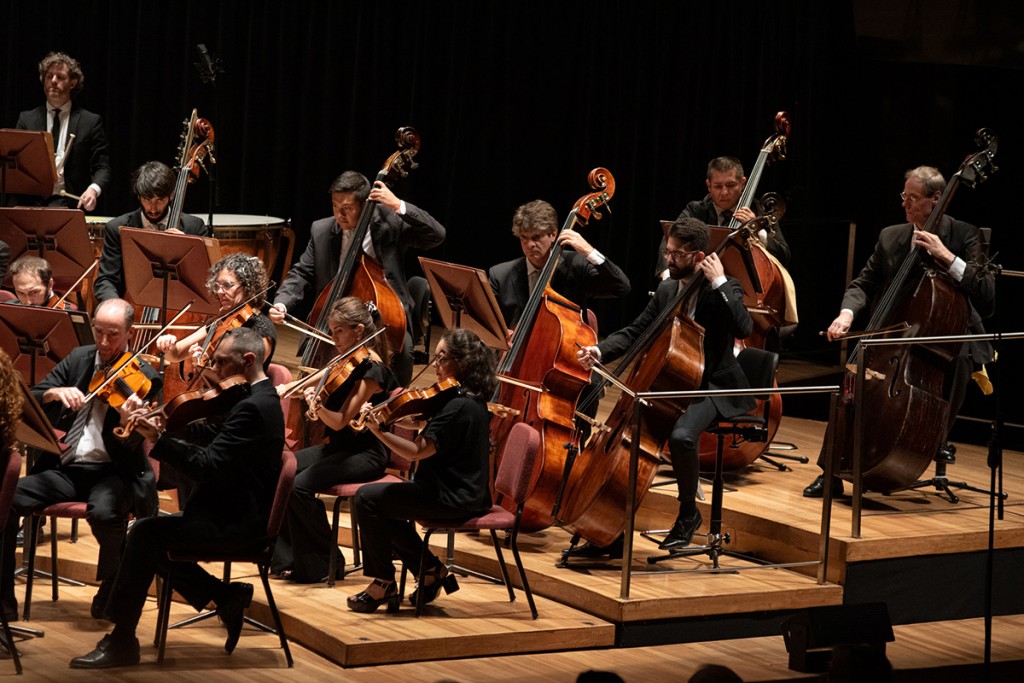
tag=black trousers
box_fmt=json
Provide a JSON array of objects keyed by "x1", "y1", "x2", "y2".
[
  {"x1": 104, "y1": 514, "x2": 263, "y2": 630},
  {"x1": 354, "y1": 481, "x2": 470, "y2": 582},
  {"x1": 667, "y1": 398, "x2": 721, "y2": 518},
  {"x1": 272, "y1": 443, "x2": 386, "y2": 581},
  {"x1": 1, "y1": 462, "x2": 131, "y2": 607}
]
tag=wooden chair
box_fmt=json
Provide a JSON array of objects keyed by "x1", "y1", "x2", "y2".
[
  {"x1": 414, "y1": 422, "x2": 541, "y2": 619},
  {"x1": 154, "y1": 449, "x2": 296, "y2": 667},
  {"x1": 0, "y1": 449, "x2": 24, "y2": 674}
]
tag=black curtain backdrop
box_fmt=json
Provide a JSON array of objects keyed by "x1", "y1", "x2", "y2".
[{"x1": 4, "y1": 1, "x2": 1021, "y2": 446}]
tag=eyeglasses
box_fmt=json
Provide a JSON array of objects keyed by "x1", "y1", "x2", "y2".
[
  {"x1": 431, "y1": 350, "x2": 449, "y2": 367},
  {"x1": 211, "y1": 280, "x2": 241, "y2": 294},
  {"x1": 661, "y1": 248, "x2": 698, "y2": 262},
  {"x1": 900, "y1": 191, "x2": 927, "y2": 203}
]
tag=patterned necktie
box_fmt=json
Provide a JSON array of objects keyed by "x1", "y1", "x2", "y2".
[
  {"x1": 60, "y1": 402, "x2": 93, "y2": 463},
  {"x1": 720, "y1": 209, "x2": 733, "y2": 227}
]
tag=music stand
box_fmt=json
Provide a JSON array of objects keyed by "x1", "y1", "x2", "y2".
[
  {"x1": 0, "y1": 303, "x2": 92, "y2": 385},
  {"x1": 0, "y1": 207, "x2": 94, "y2": 297},
  {"x1": 15, "y1": 376, "x2": 60, "y2": 456},
  {"x1": 0, "y1": 129, "x2": 56, "y2": 205},
  {"x1": 120, "y1": 227, "x2": 221, "y2": 319},
  {"x1": 418, "y1": 257, "x2": 509, "y2": 351}
]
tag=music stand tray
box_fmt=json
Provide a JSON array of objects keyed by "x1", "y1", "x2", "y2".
[
  {"x1": 0, "y1": 207, "x2": 94, "y2": 293},
  {"x1": 418, "y1": 257, "x2": 509, "y2": 351},
  {"x1": 120, "y1": 228, "x2": 222, "y2": 316},
  {"x1": 0, "y1": 303, "x2": 93, "y2": 385},
  {"x1": 0, "y1": 128, "x2": 56, "y2": 200},
  {"x1": 15, "y1": 375, "x2": 61, "y2": 455}
]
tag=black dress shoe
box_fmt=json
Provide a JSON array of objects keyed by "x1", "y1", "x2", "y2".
[
  {"x1": 347, "y1": 578, "x2": 400, "y2": 613},
  {"x1": 803, "y1": 475, "x2": 844, "y2": 498},
  {"x1": 91, "y1": 578, "x2": 115, "y2": 620},
  {"x1": 218, "y1": 582, "x2": 253, "y2": 654},
  {"x1": 563, "y1": 534, "x2": 625, "y2": 560},
  {"x1": 659, "y1": 510, "x2": 703, "y2": 550},
  {"x1": 69, "y1": 633, "x2": 141, "y2": 669}
]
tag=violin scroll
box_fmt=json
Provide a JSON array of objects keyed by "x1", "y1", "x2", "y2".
[{"x1": 763, "y1": 111, "x2": 791, "y2": 165}]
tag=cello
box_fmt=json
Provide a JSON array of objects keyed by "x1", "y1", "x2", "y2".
[
  {"x1": 831, "y1": 130, "x2": 997, "y2": 492},
  {"x1": 300, "y1": 128, "x2": 419, "y2": 371},
  {"x1": 558, "y1": 215, "x2": 777, "y2": 548},
  {"x1": 488, "y1": 168, "x2": 614, "y2": 532}
]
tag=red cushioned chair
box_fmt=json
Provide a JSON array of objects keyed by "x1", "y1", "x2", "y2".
[
  {"x1": 0, "y1": 449, "x2": 25, "y2": 674},
  {"x1": 154, "y1": 448, "x2": 296, "y2": 666},
  {"x1": 414, "y1": 421, "x2": 540, "y2": 618}
]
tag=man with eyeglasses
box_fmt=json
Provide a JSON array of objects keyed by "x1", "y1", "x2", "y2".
[
  {"x1": 94, "y1": 161, "x2": 208, "y2": 302},
  {"x1": 655, "y1": 156, "x2": 791, "y2": 280},
  {"x1": 571, "y1": 217, "x2": 754, "y2": 557},
  {"x1": 804, "y1": 165, "x2": 995, "y2": 498}
]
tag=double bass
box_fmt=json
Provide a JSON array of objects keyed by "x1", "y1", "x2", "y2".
[
  {"x1": 488, "y1": 168, "x2": 614, "y2": 532},
  {"x1": 301, "y1": 128, "x2": 419, "y2": 371},
  {"x1": 558, "y1": 215, "x2": 777, "y2": 548},
  {"x1": 832, "y1": 130, "x2": 997, "y2": 492}
]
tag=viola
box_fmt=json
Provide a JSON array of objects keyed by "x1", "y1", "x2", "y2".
[
  {"x1": 88, "y1": 352, "x2": 154, "y2": 409},
  {"x1": 115, "y1": 374, "x2": 248, "y2": 440},
  {"x1": 182, "y1": 303, "x2": 258, "y2": 388},
  {"x1": 304, "y1": 346, "x2": 373, "y2": 421},
  {"x1": 301, "y1": 127, "x2": 420, "y2": 371},
  {"x1": 351, "y1": 377, "x2": 460, "y2": 431}
]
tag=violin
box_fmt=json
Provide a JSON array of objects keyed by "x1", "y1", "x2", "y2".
[
  {"x1": 304, "y1": 346, "x2": 373, "y2": 421},
  {"x1": 187, "y1": 303, "x2": 257, "y2": 381},
  {"x1": 46, "y1": 293, "x2": 68, "y2": 310},
  {"x1": 89, "y1": 352, "x2": 154, "y2": 409},
  {"x1": 115, "y1": 375, "x2": 248, "y2": 440},
  {"x1": 351, "y1": 377, "x2": 460, "y2": 432}
]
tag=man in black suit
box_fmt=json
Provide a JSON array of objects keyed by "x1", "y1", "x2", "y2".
[
  {"x1": 269, "y1": 170, "x2": 445, "y2": 385},
  {"x1": 804, "y1": 165, "x2": 995, "y2": 497},
  {"x1": 488, "y1": 199, "x2": 630, "y2": 329},
  {"x1": 0, "y1": 298, "x2": 161, "y2": 621},
  {"x1": 655, "y1": 156, "x2": 791, "y2": 279},
  {"x1": 94, "y1": 161, "x2": 208, "y2": 302},
  {"x1": 574, "y1": 217, "x2": 754, "y2": 555},
  {"x1": 70, "y1": 327, "x2": 285, "y2": 669},
  {"x1": 15, "y1": 52, "x2": 111, "y2": 211}
]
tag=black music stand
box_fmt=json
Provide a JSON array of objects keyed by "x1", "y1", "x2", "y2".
[
  {"x1": 0, "y1": 303, "x2": 92, "y2": 386},
  {"x1": 0, "y1": 128, "x2": 56, "y2": 206},
  {"x1": 0, "y1": 207, "x2": 94, "y2": 298},
  {"x1": 418, "y1": 257, "x2": 509, "y2": 351}
]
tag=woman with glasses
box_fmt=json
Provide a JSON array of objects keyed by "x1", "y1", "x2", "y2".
[{"x1": 155, "y1": 252, "x2": 277, "y2": 372}]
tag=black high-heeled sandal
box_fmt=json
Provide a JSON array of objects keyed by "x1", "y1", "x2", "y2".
[
  {"x1": 410, "y1": 565, "x2": 459, "y2": 607},
  {"x1": 347, "y1": 579, "x2": 400, "y2": 613}
]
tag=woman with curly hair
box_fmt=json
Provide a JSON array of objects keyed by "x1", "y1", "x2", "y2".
[
  {"x1": 155, "y1": 252, "x2": 277, "y2": 371},
  {"x1": 347, "y1": 328, "x2": 497, "y2": 613},
  {"x1": 272, "y1": 296, "x2": 397, "y2": 583},
  {"x1": 0, "y1": 349, "x2": 23, "y2": 453}
]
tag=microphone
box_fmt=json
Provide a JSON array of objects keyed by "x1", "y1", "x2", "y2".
[{"x1": 194, "y1": 44, "x2": 221, "y2": 84}]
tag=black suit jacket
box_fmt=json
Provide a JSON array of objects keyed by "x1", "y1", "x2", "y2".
[
  {"x1": 94, "y1": 209, "x2": 208, "y2": 302},
  {"x1": 599, "y1": 276, "x2": 755, "y2": 417},
  {"x1": 487, "y1": 251, "x2": 630, "y2": 329},
  {"x1": 151, "y1": 379, "x2": 284, "y2": 539},
  {"x1": 16, "y1": 104, "x2": 112, "y2": 206},
  {"x1": 32, "y1": 345, "x2": 162, "y2": 517},
  {"x1": 274, "y1": 202, "x2": 445, "y2": 319}
]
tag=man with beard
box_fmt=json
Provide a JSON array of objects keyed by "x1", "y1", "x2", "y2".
[
  {"x1": 94, "y1": 162, "x2": 208, "y2": 302},
  {"x1": 572, "y1": 217, "x2": 754, "y2": 557}
]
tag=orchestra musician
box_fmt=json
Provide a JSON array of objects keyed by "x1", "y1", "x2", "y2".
[
  {"x1": 14, "y1": 52, "x2": 111, "y2": 212},
  {"x1": 0, "y1": 299, "x2": 161, "y2": 623},
  {"x1": 70, "y1": 327, "x2": 284, "y2": 669},
  {"x1": 488, "y1": 199, "x2": 630, "y2": 329},
  {"x1": 574, "y1": 218, "x2": 754, "y2": 557},
  {"x1": 155, "y1": 252, "x2": 277, "y2": 371},
  {"x1": 804, "y1": 165, "x2": 995, "y2": 498},
  {"x1": 7, "y1": 255, "x2": 77, "y2": 309},
  {"x1": 93, "y1": 161, "x2": 208, "y2": 303},
  {"x1": 272, "y1": 297, "x2": 397, "y2": 583},
  {"x1": 655, "y1": 156, "x2": 791, "y2": 279},
  {"x1": 347, "y1": 328, "x2": 496, "y2": 613},
  {"x1": 268, "y1": 171, "x2": 446, "y2": 386}
]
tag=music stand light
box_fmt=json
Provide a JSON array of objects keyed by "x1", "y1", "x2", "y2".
[
  {"x1": 0, "y1": 128, "x2": 56, "y2": 204},
  {"x1": 0, "y1": 303, "x2": 93, "y2": 385},
  {"x1": 0, "y1": 207, "x2": 94, "y2": 294},
  {"x1": 418, "y1": 257, "x2": 509, "y2": 351},
  {"x1": 120, "y1": 227, "x2": 222, "y2": 319}
]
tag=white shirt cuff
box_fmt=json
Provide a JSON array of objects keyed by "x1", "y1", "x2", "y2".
[
  {"x1": 397, "y1": 200, "x2": 407, "y2": 215},
  {"x1": 948, "y1": 256, "x2": 966, "y2": 282},
  {"x1": 89, "y1": 183, "x2": 102, "y2": 197},
  {"x1": 587, "y1": 249, "x2": 606, "y2": 266},
  {"x1": 710, "y1": 275, "x2": 728, "y2": 289}
]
